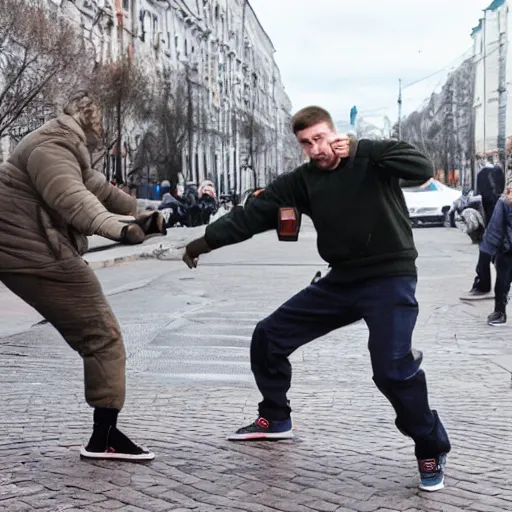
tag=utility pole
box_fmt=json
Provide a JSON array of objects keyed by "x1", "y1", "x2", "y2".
[
  {"x1": 114, "y1": 0, "x2": 124, "y2": 185},
  {"x1": 186, "y1": 64, "x2": 194, "y2": 183},
  {"x1": 397, "y1": 78, "x2": 402, "y2": 140},
  {"x1": 273, "y1": 74, "x2": 278, "y2": 181},
  {"x1": 240, "y1": 0, "x2": 247, "y2": 192},
  {"x1": 483, "y1": 10, "x2": 487, "y2": 157}
]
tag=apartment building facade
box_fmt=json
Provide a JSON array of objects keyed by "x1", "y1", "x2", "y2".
[{"x1": 40, "y1": 0, "x2": 300, "y2": 194}]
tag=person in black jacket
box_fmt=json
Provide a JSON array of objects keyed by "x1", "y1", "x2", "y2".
[
  {"x1": 478, "y1": 161, "x2": 505, "y2": 225},
  {"x1": 183, "y1": 106, "x2": 451, "y2": 492},
  {"x1": 464, "y1": 161, "x2": 506, "y2": 299}
]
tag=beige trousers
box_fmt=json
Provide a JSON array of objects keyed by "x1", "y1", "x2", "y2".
[{"x1": 1, "y1": 257, "x2": 126, "y2": 410}]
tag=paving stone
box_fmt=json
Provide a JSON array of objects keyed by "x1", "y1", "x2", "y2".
[{"x1": 1, "y1": 227, "x2": 511, "y2": 511}]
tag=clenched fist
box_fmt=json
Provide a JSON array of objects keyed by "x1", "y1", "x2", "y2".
[
  {"x1": 183, "y1": 236, "x2": 211, "y2": 269},
  {"x1": 133, "y1": 211, "x2": 167, "y2": 236},
  {"x1": 329, "y1": 134, "x2": 350, "y2": 159},
  {"x1": 119, "y1": 211, "x2": 167, "y2": 245},
  {"x1": 120, "y1": 224, "x2": 145, "y2": 245}
]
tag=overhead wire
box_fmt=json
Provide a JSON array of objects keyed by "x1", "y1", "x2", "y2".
[{"x1": 358, "y1": 48, "x2": 476, "y2": 116}]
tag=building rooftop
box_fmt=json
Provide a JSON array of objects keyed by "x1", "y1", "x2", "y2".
[{"x1": 484, "y1": 0, "x2": 505, "y2": 12}]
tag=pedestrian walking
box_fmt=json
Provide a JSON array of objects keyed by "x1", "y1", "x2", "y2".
[
  {"x1": 0, "y1": 91, "x2": 166, "y2": 461},
  {"x1": 183, "y1": 106, "x2": 451, "y2": 491},
  {"x1": 479, "y1": 175, "x2": 512, "y2": 326},
  {"x1": 462, "y1": 161, "x2": 505, "y2": 300}
]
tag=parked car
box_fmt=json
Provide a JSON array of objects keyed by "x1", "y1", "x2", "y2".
[{"x1": 402, "y1": 179, "x2": 462, "y2": 226}]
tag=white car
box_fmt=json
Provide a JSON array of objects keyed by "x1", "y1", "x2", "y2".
[{"x1": 402, "y1": 179, "x2": 462, "y2": 226}]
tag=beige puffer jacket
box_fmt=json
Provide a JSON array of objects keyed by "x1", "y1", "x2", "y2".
[{"x1": 0, "y1": 115, "x2": 137, "y2": 273}]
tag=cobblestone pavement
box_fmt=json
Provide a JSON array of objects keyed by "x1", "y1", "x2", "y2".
[{"x1": 1, "y1": 224, "x2": 512, "y2": 512}]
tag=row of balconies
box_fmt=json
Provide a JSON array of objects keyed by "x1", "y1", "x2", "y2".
[
  {"x1": 72, "y1": 1, "x2": 291, "y2": 122},
  {"x1": 76, "y1": 1, "x2": 280, "y2": 98}
]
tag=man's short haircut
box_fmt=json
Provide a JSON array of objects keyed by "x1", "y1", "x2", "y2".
[{"x1": 291, "y1": 106, "x2": 334, "y2": 134}]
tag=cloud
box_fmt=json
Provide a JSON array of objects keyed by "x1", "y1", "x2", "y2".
[{"x1": 250, "y1": 0, "x2": 491, "y2": 121}]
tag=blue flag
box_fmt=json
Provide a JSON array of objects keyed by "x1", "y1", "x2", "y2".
[{"x1": 350, "y1": 106, "x2": 358, "y2": 126}]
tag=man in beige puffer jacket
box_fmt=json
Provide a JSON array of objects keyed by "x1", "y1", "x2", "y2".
[{"x1": 0, "y1": 91, "x2": 164, "y2": 461}]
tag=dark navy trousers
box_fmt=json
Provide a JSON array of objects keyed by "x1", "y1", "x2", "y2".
[{"x1": 250, "y1": 272, "x2": 451, "y2": 458}]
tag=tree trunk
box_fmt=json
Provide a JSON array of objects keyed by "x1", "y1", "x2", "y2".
[
  {"x1": 115, "y1": 95, "x2": 123, "y2": 184},
  {"x1": 251, "y1": 167, "x2": 257, "y2": 189},
  {"x1": 187, "y1": 67, "x2": 194, "y2": 182}
]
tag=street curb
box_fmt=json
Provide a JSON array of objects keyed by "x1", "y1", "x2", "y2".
[
  {"x1": 84, "y1": 225, "x2": 206, "y2": 269},
  {"x1": 85, "y1": 244, "x2": 186, "y2": 270},
  {"x1": 87, "y1": 255, "x2": 139, "y2": 270}
]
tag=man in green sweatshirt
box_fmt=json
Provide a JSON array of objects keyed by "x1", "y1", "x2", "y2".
[{"x1": 183, "y1": 106, "x2": 451, "y2": 492}]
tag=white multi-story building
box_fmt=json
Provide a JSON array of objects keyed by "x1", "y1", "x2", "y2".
[
  {"x1": 397, "y1": 0, "x2": 511, "y2": 188},
  {"x1": 471, "y1": 0, "x2": 507, "y2": 158},
  {"x1": 42, "y1": 0, "x2": 300, "y2": 194}
]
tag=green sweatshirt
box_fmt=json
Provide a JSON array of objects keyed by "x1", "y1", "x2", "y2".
[{"x1": 205, "y1": 139, "x2": 434, "y2": 283}]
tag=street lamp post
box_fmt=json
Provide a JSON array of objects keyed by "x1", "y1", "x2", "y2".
[{"x1": 397, "y1": 78, "x2": 402, "y2": 140}]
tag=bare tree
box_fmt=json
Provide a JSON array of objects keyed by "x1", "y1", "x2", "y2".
[
  {"x1": 129, "y1": 69, "x2": 188, "y2": 190},
  {"x1": 184, "y1": 63, "x2": 211, "y2": 184},
  {"x1": 240, "y1": 109, "x2": 268, "y2": 188},
  {"x1": 193, "y1": 86, "x2": 210, "y2": 183},
  {"x1": 399, "y1": 58, "x2": 475, "y2": 187},
  {"x1": 89, "y1": 56, "x2": 153, "y2": 184},
  {"x1": 129, "y1": 66, "x2": 211, "y2": 192},
  {"x1": 0, "y1": 0, "x2": 88, "y2": 140},
  {"x1": 127, "y1": 130, "x2": 158, "y2": 192},
  {"x1": 154, "y1": 69, "x2": 188, "y2": 187}
]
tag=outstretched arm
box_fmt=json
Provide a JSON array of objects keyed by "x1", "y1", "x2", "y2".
[
  {"x1": 83, "y1": 168, "x2": 137, "y2": 215},
  {"x1": 27, "y1": 142, "x2": 128, "y2": 240},
  {"x1": 183, "y1": 170, "x2": 307, "y2": 267}
]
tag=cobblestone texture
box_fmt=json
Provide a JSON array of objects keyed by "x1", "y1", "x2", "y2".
[{"x1": 1, "y1": 224, "x2": 512, "y2": 511}]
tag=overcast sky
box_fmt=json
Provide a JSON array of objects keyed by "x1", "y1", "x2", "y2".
[{"x1": 250, "y1": 0, "x2": 492, "y2": 124}]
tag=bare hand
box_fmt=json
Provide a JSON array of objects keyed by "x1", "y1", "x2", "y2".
[
  {"x1": 329, "y1": 134, "x2": 350, "y2": 159},
  {"x1": 183, "y1": 250, "x2": 199, "y2": 269}
]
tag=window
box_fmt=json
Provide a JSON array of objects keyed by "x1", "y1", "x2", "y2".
[{"x1": 122, "y1": 0, "x2": 130, "y2": 11}]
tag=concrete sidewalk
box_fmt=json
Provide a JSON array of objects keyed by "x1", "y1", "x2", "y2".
[{"x1": 85, "y1": 225, "x2": 206, "y2": 269}]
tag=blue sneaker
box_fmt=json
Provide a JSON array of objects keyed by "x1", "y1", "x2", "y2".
[
  {"x1": 418, "y1": 454, "x2": 446, "y2": 491},
  {"x1": 227, "y1": 417, "x2": 294, "y2": 441}
]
